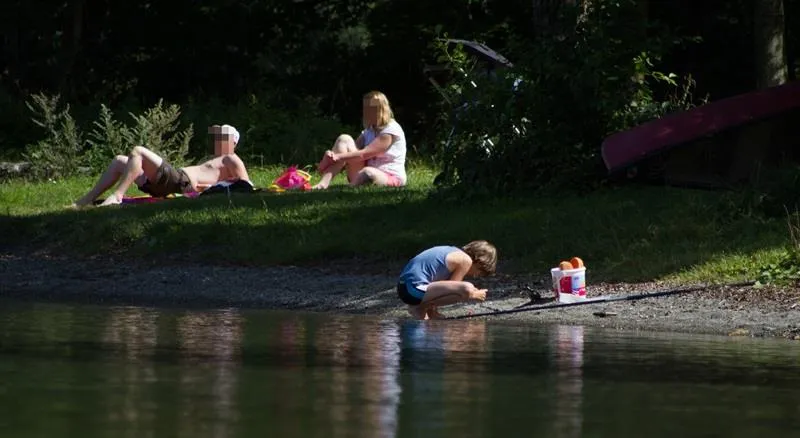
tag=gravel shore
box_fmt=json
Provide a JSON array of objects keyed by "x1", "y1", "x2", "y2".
[{"x1": 2, "y1": 252, "x2": 799, "y2": 340}]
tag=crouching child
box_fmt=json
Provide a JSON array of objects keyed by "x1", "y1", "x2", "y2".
[{"x1": 397, "y1": 240, "x2": 497, "y2": 320}]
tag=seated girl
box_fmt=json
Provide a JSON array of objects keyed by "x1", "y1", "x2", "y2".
[{"x1": 313, "y1": 91, "x2": 407, "y2": 189}]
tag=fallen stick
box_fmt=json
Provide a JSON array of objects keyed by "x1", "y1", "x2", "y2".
[{"x1": 448, "y1": 280, "x2": 756, "y2": 320}]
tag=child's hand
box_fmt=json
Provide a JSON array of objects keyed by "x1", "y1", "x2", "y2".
[{"x1": 469, "y1": 288, "x2": 487, "y2": 301}]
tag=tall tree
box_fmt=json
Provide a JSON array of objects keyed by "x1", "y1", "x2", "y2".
[{"x1": 754, "y1": 0, "x2": 788, "y2": 88}]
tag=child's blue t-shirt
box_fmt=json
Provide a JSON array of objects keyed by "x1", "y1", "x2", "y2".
[{"x1": 399, "y1": 245, "x2": 461, "y2": 287}]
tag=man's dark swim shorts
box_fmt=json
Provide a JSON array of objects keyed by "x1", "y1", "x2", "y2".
[{"x1": 138, "y1": 161, "x2": 192, "y2": 197}]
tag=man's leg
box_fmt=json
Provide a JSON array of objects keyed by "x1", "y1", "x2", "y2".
[
  {"x1": 313, "y1": 134, "x2": 365, "y2": 189},
  {"x1": 99, "y1": 146, "x2": 163, "y2": 206},
  {"x1": 418, "y1": 281, "x2": 487, "y2": 319},
  {"x1": 73, "y1": 155, "x2": 129, "y2": 207}
]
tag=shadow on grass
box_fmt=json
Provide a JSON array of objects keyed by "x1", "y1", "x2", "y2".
[{"x1": 0, "y1": 184, "x2": 788, "y2": 282}]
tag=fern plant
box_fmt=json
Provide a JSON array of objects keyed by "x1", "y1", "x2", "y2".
[
  {"x1": 23, "y1": 93, "x2": 84, "y2": 179},
  {"x1": 126, "y1": 100, "x2": 193, "y2": 168},
  {"x1": 23, "y1": 95, "x2": 194, "y2": 179}
]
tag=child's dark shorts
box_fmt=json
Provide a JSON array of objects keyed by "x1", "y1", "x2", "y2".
[{"x1": 397, "y1": 281, "x2": 425, "y2": 306}]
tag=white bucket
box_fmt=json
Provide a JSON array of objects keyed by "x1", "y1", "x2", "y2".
[{"x1": 550, "y1": 267, "x2": 587, "y2": 303}]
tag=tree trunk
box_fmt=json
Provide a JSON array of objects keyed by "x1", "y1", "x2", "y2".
[{"x1": 754, "y1": 0, "x2": 788, "y2": 89}]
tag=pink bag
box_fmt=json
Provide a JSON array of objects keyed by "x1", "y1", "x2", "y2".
[{"x1": 268, "y1": 166, "x2": 312, "y2": 192}]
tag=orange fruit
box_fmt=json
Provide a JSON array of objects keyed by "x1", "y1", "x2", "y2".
[
  {"x1": 570, "y1": 257, "x2": 585, "y2": 269},
  {"x1": 559, "y1": 261, "x2": 573, "y2": 270}
]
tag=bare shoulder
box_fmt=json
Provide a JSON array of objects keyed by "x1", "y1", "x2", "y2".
[
  {"x1": 221, "y1": 153, "x2": 245, "y2": 164},
  {"x1": 445, "y1": 249, "x2": 472, "y2": 270}
]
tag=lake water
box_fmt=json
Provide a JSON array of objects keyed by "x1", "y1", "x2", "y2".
[{"x1": 0, "y1": 300, "x2": 798, "y2": 437}]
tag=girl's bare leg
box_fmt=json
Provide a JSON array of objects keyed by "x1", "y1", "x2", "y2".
[
  {"x1": 313, "y1": 134, "x2": 365, "y2": 189},
  {"x1": 350, "y1": 166, "x2": 391, "y2": 187}
]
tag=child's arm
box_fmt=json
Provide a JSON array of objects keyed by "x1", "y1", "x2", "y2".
[
  {"x1": 335, "y1": 134, "x2": 392, "y2": 162},
  {"x1": 445, "y1": 250, "x2": 473, "y2": 281}
]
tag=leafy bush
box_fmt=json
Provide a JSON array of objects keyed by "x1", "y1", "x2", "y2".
[
  {"x1": 84, "y1": 104, "x2": 130, "y2": 171},
  {"x1": 755, "y1": 251, "x2": 800, "y2": 287},
  {"x1": 431, "y1": 0, "x2": 703, "y2": 194},
  {"x1": 125, "y1": 100, "x2": 193, "y2": 168},
  {"x1": 756, "y1": 211, "x2": 800, "y2": 287}
]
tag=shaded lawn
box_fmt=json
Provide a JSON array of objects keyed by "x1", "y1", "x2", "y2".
[{"x1": 0, "y1": 165, "x2": 788, "y2": 283}]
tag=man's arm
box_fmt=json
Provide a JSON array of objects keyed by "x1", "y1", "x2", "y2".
[{"x1": 222, "y1": 153, "x2": 250, "y2": 182}]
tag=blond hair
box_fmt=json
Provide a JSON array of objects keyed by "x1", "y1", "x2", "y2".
[
  {"x1": 362, "y1": 90, "x2": 394, "y2": 129},
  {"x1": 462, "y1": 240, "x2": 497, "y2": 276}
]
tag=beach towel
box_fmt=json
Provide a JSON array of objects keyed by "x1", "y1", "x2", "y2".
[
  {"x1": 92, "y1": 180, "x2": 258, "y2": 205},
  {"x1": 92, "y1": 192, "x2": 199, "y2": 205}
]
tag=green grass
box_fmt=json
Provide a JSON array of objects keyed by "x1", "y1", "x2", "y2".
[{"x1": 0, "y1": 164, "x2": 791, "y2": 284}]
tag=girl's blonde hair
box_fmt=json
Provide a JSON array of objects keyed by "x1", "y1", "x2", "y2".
[{"x1": 362, "y1": 90, "x2": 394, "y2": 129}]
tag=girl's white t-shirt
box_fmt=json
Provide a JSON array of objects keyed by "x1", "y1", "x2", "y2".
[{"x1": 360, "y1": 120, "x2": 407, "y2": 185}]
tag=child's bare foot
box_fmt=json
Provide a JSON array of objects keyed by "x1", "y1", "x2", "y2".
[
  {"x1": 312, "y1": 182, "x2": 329, "y2": 190},
  {"x1": 98, "y1": 193, "x2": 123, "y2": 207},
  {"x1": 427, "y1": 306, "x2": 446, "y2": 319},
  {"x1": 407, "y1": 305, "x2": 429, "y2": 320}
]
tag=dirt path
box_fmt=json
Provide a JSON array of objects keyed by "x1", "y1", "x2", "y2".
[{"x1": 2, "y1": 252, "x2": 799, "y2": 340}]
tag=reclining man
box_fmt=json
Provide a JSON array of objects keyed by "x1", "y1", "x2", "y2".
[{"x1": 72, "y1": 124, "x2": 250, "y2": 207}]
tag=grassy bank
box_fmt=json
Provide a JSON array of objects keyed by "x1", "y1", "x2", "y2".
[{"x1": 0, "y1": 165, "x2": 790, "y2": 284}]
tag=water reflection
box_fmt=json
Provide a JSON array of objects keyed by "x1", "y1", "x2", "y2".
[
  {"x1": 397, "y1": 320, "x2": 490, "y2": 437},
  {"x1": 1, "y1": 301, "x2": 799, "y2": 438},
  {"x1": 99, "y1": 306, "x2": 245, "y2": 438},
  {"x1": 551, "y1": 325, "x2": 584, "y2": 438},
  {"x1": 310, "y1": 317, "x2": 403, "y2": 438},
  {"x1": 174, "y1": 309, "x2": 243, "y2": 438},
  {"x1": 102, "y1": 306, "x2": 159, "y2": 437}
]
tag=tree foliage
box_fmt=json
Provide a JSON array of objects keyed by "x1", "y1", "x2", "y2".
[{"x1": 0, "y1": 0, "x2": 796, "y2": 186}]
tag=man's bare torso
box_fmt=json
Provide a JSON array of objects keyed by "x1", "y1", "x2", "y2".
[{"x1": 181, "y1": 155, "x2": 239, "y2": 191}]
